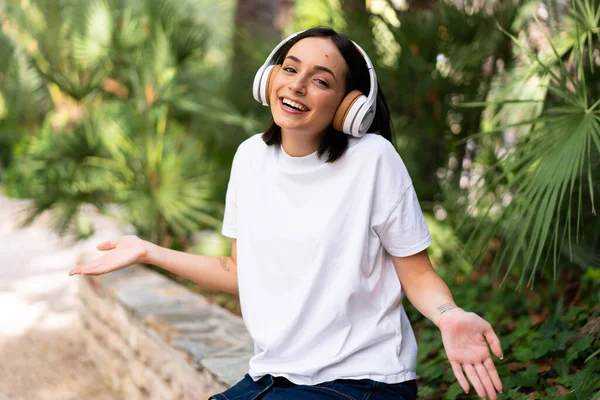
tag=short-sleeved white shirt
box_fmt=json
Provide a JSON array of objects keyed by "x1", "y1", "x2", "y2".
[{"x1": 222, "y1": 133, "x2": 432, "y2": 385}]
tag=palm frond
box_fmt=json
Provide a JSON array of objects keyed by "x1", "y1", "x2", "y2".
[
  {"x1": 469, "y1": 99, "x2": 600, "y2": 288},
  {"x1": 567, "y1": 0, "x2": 600, "y2": 70},
  {"x1": 462, "y1": 2, "x2": 600, "y2": 287},
  {"x1": 0, "y1": 29, "x2": 52, "y2": 123},
  {"x1": 72, "y1": 0, "x2": 113, "y2": 69}
]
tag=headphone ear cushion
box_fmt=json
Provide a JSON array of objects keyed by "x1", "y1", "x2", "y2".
[
  {"x1": 265, "y1": 65, "x2": 281, "y2": 106},
  {"x1": 332, "y1": 90, "x2": 365, "y2": 132}
]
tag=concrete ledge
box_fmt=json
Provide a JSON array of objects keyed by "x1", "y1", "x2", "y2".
[{"x1": 77, "y1": 264, "x2": 253, "y2": 400}]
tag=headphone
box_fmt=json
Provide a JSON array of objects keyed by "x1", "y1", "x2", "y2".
[{"x1": 252, "y1": 30, "x2": 378, "y2": 138}]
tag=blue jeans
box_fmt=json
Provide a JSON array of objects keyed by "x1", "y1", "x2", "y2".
[{"x1": 209, "y1": 374, "x2": 418, "y2": 400}]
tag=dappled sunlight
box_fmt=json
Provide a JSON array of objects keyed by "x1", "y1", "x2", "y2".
[
  {"x1": 37, "y1": 311, "x2": 79, "y2": 331},
  {"x1": 0, "y1": 292, "x2": 47, "y2": 337},
  {"x1": 10, "y1": 271, "x2": 77, "y2": 297},
  {"x1": 25, "y1": 248, "x2": 80, "y2": 271},
  {"x1": 0, "y1": 326, "x2": 116, "y2": 400},
  {"x1": 0, "y1": 195, "x2": 119, "y2": 398},
  {"x1": 0, "y1": 288, "x2": 78, "y2": 336}
]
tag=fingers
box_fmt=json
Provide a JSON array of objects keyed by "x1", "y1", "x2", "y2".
[
  {"x1": 484, "y1": 357, "x2": 503, "y2": 394},
  {"x1": 96, "y1": 240, "x2": 117, "y2": 251},
  {"x1": 71, "y1": 239, "x2": 118, "y2": 275},
  {"x1": 452, "y1": 360, "x2": 502, "y2": 400},
  {"x1": 450, "y1": 361, "x2": 470, "y2": 394},
  {"x1": 475, "y1": 363, "x2": 498, "y2": 400},
  {"x1": 463, "y1": 364, "x2": 486, "y2": 399},
  {"x1": 484, "y1": 324, "x2": 504, "y2": 360},
  {"x1": 69, "y1": 259, "x2": 103, "y2": 276}
]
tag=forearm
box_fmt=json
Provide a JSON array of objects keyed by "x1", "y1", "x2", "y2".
[
  {"x1": 402, "y1": 268, "x2": 459, "y2": 327},
  {"x1": 142, "y1": 241, "x2": 238, "y2": 295},
  {"x1": 393, "y1": 251, "x2": 460, "y2": 327}
]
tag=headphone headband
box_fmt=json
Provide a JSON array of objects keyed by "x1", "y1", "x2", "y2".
[
  {"x1": 352, "y1": 42, "x2": 376, "y2": 109},
  {"x1": 253, "y1": 30, "x2": 378, "y2": 137}
]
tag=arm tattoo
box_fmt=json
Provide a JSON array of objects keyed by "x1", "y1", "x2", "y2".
[
  {"x1": 437, "y1": 303, "x2": 457, "y2": 315},
  {"x1": 219, "y1": 257, "x2": 230, "y2": 272}
]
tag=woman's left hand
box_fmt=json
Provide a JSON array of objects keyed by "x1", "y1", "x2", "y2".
[{"x1": 438, "y1": 309, "x2": 504, "y2": 399}]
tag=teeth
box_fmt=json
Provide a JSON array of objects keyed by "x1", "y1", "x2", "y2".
[{"x1": 282, "y1": 98, "x2": 307, "y2": 111}]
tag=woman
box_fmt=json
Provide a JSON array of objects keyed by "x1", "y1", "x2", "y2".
[{"x1": 70, "y1": 27, "x2": 503, "y2": 400}]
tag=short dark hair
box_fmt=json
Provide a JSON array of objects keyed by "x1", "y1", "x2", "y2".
[{"x1": 262, "y1": 26, "x2": 393, "y2": 163}]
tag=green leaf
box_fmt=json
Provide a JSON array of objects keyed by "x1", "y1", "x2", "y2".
[
  {"x1": 532, "y1": 338, "x2": 557, "y2": 359},
  {"x1": 516, "y1": 366, "x2": 540, "y2": 388},
  {"x1": 585, "y1": 348, "x2": 600, "y2": 363},
  {"x1": 553, "y1": 358, "x2": 571, "y2": 377},
  {"x1": 557, "y1": 374, "x2": 574, "y2": 387},
  {"x1": 575, "y1": 336, "x2": 595, "y2": 351},
  {"x1": 512, "y1": 317, "x2": 533, "y2": 339},
  {"x1": 570, "y1": 359, "x2": 600, "y2": 399},
  {"x1": 445, "y1": 382, "x2": 463, "y2": 399},
  {"x1": 419, "y1": 362, "x2": 445, "y2": 381},
  {"x1": 514, "y1": 347, "x2": 536, "y2": 364},
  {"x1": 565, "y1": 336, "x2": 594, "y2": 364},
  {"x1": 565, "y1": 307, "x2": 584, "y2": 321},
  {"x1": 555, "y1": 331, "x2": 577, "y2": 351}
]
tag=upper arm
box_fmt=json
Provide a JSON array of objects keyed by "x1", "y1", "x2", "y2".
[{"x1": 391, "y1": 250, "x2": 435, "y2": 286}]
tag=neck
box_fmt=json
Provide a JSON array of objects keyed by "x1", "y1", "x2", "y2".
[{"x1": 280, "y1": 128, "x2": 323, "y2": 157}]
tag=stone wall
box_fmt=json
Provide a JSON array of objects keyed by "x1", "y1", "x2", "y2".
[{"x1": 77, "y1": 263, "x2": 253, "y2": 400}]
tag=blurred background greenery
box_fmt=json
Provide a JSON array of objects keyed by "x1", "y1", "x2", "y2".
[{"x1": 0, "y1": 0, "x2": 598, "y2": 398}]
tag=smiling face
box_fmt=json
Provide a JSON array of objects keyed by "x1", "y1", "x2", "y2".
[{"x1": 269, "y1": 37, "x2": 348, "y2": 141}]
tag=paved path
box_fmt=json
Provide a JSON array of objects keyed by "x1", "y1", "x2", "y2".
[{"x1": 0, "y1": 195, "x2": 122, "y2": 400}]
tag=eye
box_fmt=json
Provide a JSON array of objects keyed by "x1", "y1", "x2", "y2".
[
  {"x1": 283, "y1": 66, "x2": 296, "y2": 73},
  {"x1": 315, "y1": 78, "x2": 329, "y2": 88}
]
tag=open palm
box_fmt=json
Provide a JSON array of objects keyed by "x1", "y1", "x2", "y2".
[
  {"x1": 69, "y1": 235, "x2": 148, "y2": 276},
  {"x1": 439, "y1": 310, "x2": 504, "y2": 399}
]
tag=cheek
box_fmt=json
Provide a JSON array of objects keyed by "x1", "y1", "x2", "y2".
[
  {"x1": 269, "y1": 74, "x2": 286, "y2": 106},
  {"x1": 313, "y1": 91, "x2": 343, "y2": 118},
  {"x1": 269, "y1": 84, "x2": 279, "y2": 107}
]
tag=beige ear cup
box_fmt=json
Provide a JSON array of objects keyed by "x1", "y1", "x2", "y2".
[
  {"x1": 332, "y1": 90, "x2": 364, "y2": 132},
  {"x1": 265, "y1": 65, "x2": 282, "y2": 106}
]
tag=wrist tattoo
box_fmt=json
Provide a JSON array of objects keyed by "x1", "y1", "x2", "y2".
[
  {"x1": 219, "y1": 257, "x2": 230, "y2": 272},
  {"x1": 437, "y1": 303, "x2": 457, "y2": 315}
]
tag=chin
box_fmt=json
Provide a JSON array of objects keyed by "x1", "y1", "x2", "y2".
[
  {"x1": 272, "y1": 116, "x2": 309, "y2": 131},
  {"x1": 272, "y1": 116, "x2": 301, "y2": 131}
]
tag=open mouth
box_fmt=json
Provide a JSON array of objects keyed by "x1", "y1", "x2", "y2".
[{"x1": 280, "y1": 97, "x2": 309, "y2": 112}]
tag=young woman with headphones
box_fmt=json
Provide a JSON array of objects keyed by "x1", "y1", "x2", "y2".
[{"x1": 70, "y1": 27, "x2": 504, "y2": 400}]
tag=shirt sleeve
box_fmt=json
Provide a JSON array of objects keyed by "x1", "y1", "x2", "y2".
[
  {"x1": 221, "y1": 147, "x2": 241, "y2": 238},
  {"x1": 366, "y1": 138, "x2": 432, "y2": 257},
  {"x1": 376, "y1": 184, "x2": 432, "y2": 258}
]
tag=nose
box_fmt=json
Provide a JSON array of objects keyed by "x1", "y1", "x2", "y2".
[{"x1": 288, "y1": 75, "x2": 307, "y2": 95}]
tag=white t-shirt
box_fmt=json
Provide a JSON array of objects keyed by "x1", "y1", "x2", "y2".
[{"x1": 222, "y1": 133, "x2": 432, "y2": 385}]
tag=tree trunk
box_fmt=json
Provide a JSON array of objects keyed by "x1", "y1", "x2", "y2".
[
  {"x1": 228, "y1": 0, "x2": 294, "y2": 115},
  {"x1": 233, "y1": 0, "x2": 279, "y2": 43},
  {"x1": 340, "y1": 0, "x2": 368, "y2": 13},
  {"x1": 408, "y1": 0, "x2": 436, "y2": 10},
  {"x1": 339, "y1": 0, "x2": 373, "y2": 57}
]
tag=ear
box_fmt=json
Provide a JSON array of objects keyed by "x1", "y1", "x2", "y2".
[{"x1": 266, "y1": 65, "x2": 282, "y2": 106}]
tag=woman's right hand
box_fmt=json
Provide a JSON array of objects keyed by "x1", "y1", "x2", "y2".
[{"x1": 69, "y1": 235, "x2": 149, "y2": 276}]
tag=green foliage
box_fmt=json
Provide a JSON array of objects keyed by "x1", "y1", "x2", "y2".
[
  {"x1": 4, "y1": 118, "x2": 111, "y2": 234},
  {"x1": 407, "y1": 271, "x2": 600, "y2": 399},
  {"x1": 458, "y1": 1, "x2": 600, "y2": 288},
  {"x1": 424, "y1": 214, "x2": 473, "y2": 274},
  {"x1": 0, "y1": 0, "x2": 252, "y2": 243},
  {"x1": 365, "y1": 0, "x2": 534, "y2": 207},
  {"x1": 291, "y1": 0, "x2": 346, "y2": 33},
  {"x1": 0, "y1": 21, "x2": 51, "y2": 170},
  {"x1": 5, "y1": 103, "x2": 221, "y2": 243}
]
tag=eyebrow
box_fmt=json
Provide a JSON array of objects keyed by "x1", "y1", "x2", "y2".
[{"x1": 284, "y1": 55, "x2": 337, "y2": 81}]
